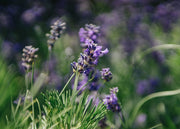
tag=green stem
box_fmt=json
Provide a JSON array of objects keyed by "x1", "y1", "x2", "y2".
[
  {"x1": 32, "y1": 96, "x2": 34, "y2": 125},
  {"x1": 149, "y1": 123, "x2": 162, "y2": 129},
  {"x1": 72, "y1": 71, "x2": 79, "y2": 96},
  {"x1": 59, "y1": 73, "x2": 75, "y2": 96},
  {"x1": 48, "y1": 49, "x2": 52, "y2": 74},
  {"x1": 129, "y1": 89, "x2": 180, "y2": 126},
  {"x1": 31, "y1": 63, "x2": 34, "y2": 88},
  {"x1": 75, "y1": 76, "x2": 94, "y2": 95},
  {"x1": 119, "y1": 112, "x2": 126, "y2": 128},
  {"x1": 135, "y1": 44, "x2": 180, "y2": 64},
  {"x1": 25, "y1": 72, "x2": 29, "y2": 90}
]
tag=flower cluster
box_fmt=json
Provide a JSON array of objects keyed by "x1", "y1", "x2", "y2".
[
  {"x1": 22, "y1": 45, "x2": 39, "y2": 71},
  {"x1": 100, "y1": 68, "x2": 112, "y2": 82},
  {"x1": 46, "y1": 19, "x2": 66, "y2": 51},
  {"x1": 72, "y1": 24, "x2": 112, "y2": 93},
  {"x1": 79, "y1": 24, "x2": 100, "y2": 48},
  {"x1": 71, "y1": 42, "x2": 108, "y2": 75},
  {"x1": 103, "y1": 87, "x2": 121, "y2": 112}
]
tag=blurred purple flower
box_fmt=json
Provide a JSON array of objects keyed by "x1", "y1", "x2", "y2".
[
  {"x1": 47, "y1": 72, "x2": 62, "y2": 89},
  {"x1": 136, "y1": 78, "x2": 160, "y2": 96},
  {"x1": 100, "y1": 68, "x2": 112, "y2": 82},
  {"x1": 21, "y1": 6, "x2": 45, "y2": 24},
  {"x1": 98, "y1": 117, "x2": 107, "y2": 128},
  {"x1": 135, "y1": 113, "x2": 147, "y2": 127},
  {"x1": 79, "y1": 24, "x2": 100, "y2": 47},
  {"x1": 103, "y1": 87, "x2": 121, "y2": 112},
  {"x1": 14, "y1": 94, "x2": 32, "y2": 105},
  {"x1": 153, "y1": 1, "x2": 180, "y2": 31},
  {"x1": 42, "y1": 56, "x2": 63, "y2": 89},
  {"x1": 13, "y1": 95, "x2": 25, "y2": 105},
  {"x1": 89, "y1": 71, "x2": 101, "y2": 91},
  {"x1": 0, "y1": 13, "x2": 12, "y2": 27},
  {"x1": 87, "y1": 91, "x2": 100, "y2": 106},
  {"x1": 46, "y1": 19, "x2": 66, "y2": 51},
  {"x1": 151, "y1": 51, "x2": 165, "y2": 64},
  {"x1": 76, "y1": 74, "x2": 88, "y2": 93}
]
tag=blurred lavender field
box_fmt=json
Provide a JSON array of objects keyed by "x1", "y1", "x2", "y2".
[{"x1": 1, "y1": 0, "x2": 180, "y2": 128}]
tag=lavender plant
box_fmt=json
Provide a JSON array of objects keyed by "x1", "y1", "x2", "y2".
[
  {"x1": 4, "y1": 10, "x2": 180, "y2": 128},
  {"x1": 7, "y1": 21, "x2": 109, "y2": 129}
]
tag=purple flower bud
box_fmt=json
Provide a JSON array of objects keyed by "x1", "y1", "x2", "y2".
[
  {"x1": 103, "y1": 87, "x2": 121, "y2": 112},
  {"x1": 100, "y1": 68, "x2": 112, "y2": 82},
  {"x1": 22, "y1": 45, "x2": 39, "y2": 71}
]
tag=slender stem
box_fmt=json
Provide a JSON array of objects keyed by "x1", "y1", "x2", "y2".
[
  {"x1": 149, "y1": 123, "x2": 162, "y2": 129},
  {"x1": 32, "y1": 96, "x2": 34, "y2": 125},
  {"x1": 75, "y1": 76, "x2": 94, "y2": 95},
  {"x1": 129, "y1": 89, "x2": 180, "y2": 126},
  {"x1": 119, "y1": 112, "x2": 126, "y2": 128},
  {"x1": 36, "y1": 98, "x2": 41, "y2": 120},
  {"x1": 135, "y1": 44, "x2": 180, "y2": 65},
  {"x1": 117, "y1": 113, "x2": 125, "y2": 128},
  {"x1": 59, "y1": 73, "x2": 75, "y2": 96},
  {"x1": 72, "y1": 71, "x2": 79, "y2": 96},
  {"x1": 25, "y1": 72, "x2": 29, "y2": 90},
  {"x1": 48, "y1": 49, "x2": 52, "y2": 74},
  {"x1": 31, "y1": 63, "x2": 34, "y2": 88}
]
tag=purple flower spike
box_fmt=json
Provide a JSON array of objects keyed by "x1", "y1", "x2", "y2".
[
  {"x1": 72, "y1": 24, "x2": 109, "y2": 76},
  {"x1": 22, "y1": 45, "x2": 39, "y2": 71},
  {"x1": 101, "y1": 68, "x2": 112, "y2": 82},
  {"x1": 46, "y1": 19, "x2": 66, "y2": 51},
  {"x1": 72, "y1": 44, "x2": 108, "y2": 74},
  {"x1": 79, "y1": 24, "x2": 100, "y2": 47},
  {"x1": 103, "y1": 87, "x2": 121, "y2": 112}
]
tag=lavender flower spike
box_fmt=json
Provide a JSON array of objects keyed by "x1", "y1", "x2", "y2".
[
  {"x1": 103, "y1": 87, "x2": 121, "y2": 112},
  {"x1": 101, "y1": 68, "x2": 112, "y2": 81},
  {"x1": 46, "y1": 19, "x2": 66, "y2": 51},
  {"x1": 72, "y1": 43, "x2": 109, "y2": 74},
  {"x1": 79, "y1": 24, "x2": 100, "y2": 47},
  {"x1": 22, "y1": 45, "x2": 39, "y2": 71}
]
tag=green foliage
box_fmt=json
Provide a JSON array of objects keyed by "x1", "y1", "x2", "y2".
[
  {"x1": 0, "y1": 58, "x2": 23, "y2": 116},
  {"x1": 6, "y1": 90, "x2": 41, "y2": 129},
  {"x1": 42, "y1": 90, "x2": 107, "y2": 129},
  {"x1": 7, "y1": 89, "x2": 106, "y2": 129}
]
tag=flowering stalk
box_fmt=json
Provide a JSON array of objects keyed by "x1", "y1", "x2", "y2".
[
  {"x1": 46, "y1": 19, "x2": 66, "y2": 74},
  {"x1": 46, "y1": 19, "x2": 66, "y2": 51},
  {"x1": 22, "y1": 45, "x2": 39, "y2": 90},
  {"x1": 103, "y1": 87, "x2": 126, "y2": 127}
]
